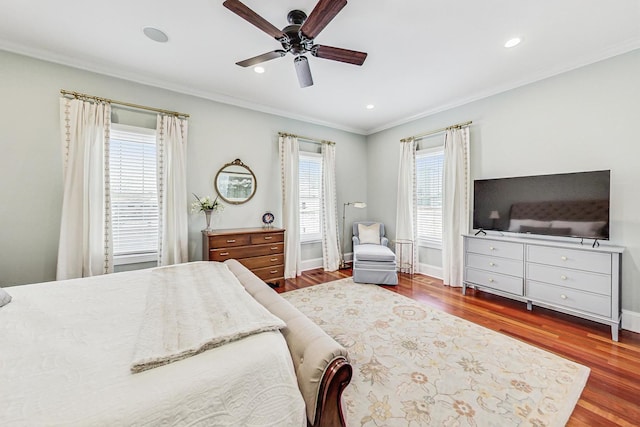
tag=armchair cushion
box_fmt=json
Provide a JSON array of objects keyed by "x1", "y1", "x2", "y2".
[
  {"x1": 354, "y1": 245, "x2": 396, "y2": 263},
  {"x1": 357, "y1": 223, "x2": 381, "y2": 245}
]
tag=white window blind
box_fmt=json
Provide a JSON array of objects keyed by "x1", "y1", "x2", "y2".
[
  {"x1": 416, "y1": 147, "x2": 444, "y2": 245},
  {"x1": 299, "y1": 152, "x2": 322, "y2": 242},
  {"x1": 109, "y1": 124, "x2": 158, "y2": 262}
]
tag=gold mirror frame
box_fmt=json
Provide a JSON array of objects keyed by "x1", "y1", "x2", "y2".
[{"x1": 214, "y1": 159, "x2": 257, "y2": 205}]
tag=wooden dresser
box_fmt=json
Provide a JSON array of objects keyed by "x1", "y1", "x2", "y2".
[{"x1": 202, "y1": 228, "x2": 285, "y2": 287}]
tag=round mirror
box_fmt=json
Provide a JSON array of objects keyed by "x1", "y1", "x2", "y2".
[{"x1": 214, "y1": 159, "x2": 257, "y2": 205}]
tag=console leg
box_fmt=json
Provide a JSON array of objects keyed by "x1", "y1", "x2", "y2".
[
  {"x1": 526, "y1": 301, "x2": 532, "y2": 311},
  {"x1": 462, "y1": 284, "x2": 467, "y2": 296},
  {"x1": 611, "y1": 324, "x2": 619, "y2": 342}
]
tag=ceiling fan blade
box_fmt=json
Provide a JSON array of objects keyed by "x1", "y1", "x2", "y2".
[
  {"x1": 223, "y1": 0, "x2": 287, "y2": 40},
  {"x1": 236, "y1": 50, "x2": 286, "y2": 67},
  {"x1": 299, "y1": 0, "x2": 347, "y2": 40},
  {"x1": 312, "y1": 45, "x2": 367, "y2": 65},
  {"x1": 294, "y1": 56, "x2": 314, "y2": 88}
]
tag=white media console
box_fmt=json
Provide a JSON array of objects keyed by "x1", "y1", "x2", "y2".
[{"x1": 462, "y1": 233, "x2": 624, "y2": 341}]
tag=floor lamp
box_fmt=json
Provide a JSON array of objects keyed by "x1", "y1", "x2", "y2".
[{"x1": 340, "y1": 201, "x2": 367, "y2": 269}]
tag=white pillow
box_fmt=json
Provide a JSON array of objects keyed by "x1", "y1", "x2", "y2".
[
  {"x1": 507, "y1": 219, "x2": 552, "y2": 232},
  {"x1": 358, "y1": 223, "x2": 381, "y2": 245},
  {"x1": 551, "y1": 220, "x2": 607, "y2": 237}
]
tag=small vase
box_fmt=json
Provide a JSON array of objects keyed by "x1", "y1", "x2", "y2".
[{"x1": 203, "y1": 209, "x2": 213, "y2": 231}]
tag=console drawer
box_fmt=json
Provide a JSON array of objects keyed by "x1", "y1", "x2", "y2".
[
  {"x1": 250, "y1": 232, "x2": 285, "y2": 245},
  {"x1": 526, "y1": 280, "x2": 611, "y2": 317},
  {"x1": 527, "y1": 245, "x2": 611, "y2": 274},
  {"x1": 467, "y1": 253, "x2": 523, "y2": 278},
  {"x1": 466, "y1": 238, "x2": 524, "y2": 260},
  {"x1": 526, "y1": 263, "x2": 611, "y2": 295},
  {"x1": 465, "y1": 268, "x2": 523, "y2": 296},
  {"x1": 207, "y1": 234, "x2": 251, "y2": 248}
]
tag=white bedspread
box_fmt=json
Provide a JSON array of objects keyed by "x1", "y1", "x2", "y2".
[
  {"x1": 0, "y1": 262, "x2": 306, "y2": 426},
  {"x1": 132, "y1": 262, "x2": 285, "y2": 373}
]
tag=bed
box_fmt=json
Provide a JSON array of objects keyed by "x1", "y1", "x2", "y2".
[{"x1": 0, "y1": 260, "x2": 352, "y2": 427}]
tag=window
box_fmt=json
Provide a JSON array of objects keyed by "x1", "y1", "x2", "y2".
[
  {"x1": 109, "y1": 124, "x2": 158, "y2": 264},
  {"x1": 299, "y1": 152, "x2": 323, "y2": 242},
  {"x1": 416, "y1": 146, "x2": 444, "y2": 246}
]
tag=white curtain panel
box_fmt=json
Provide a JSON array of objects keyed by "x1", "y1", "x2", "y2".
[
  {"x1": 279, "y1": 135, "x2": 302, "y2": 278},
  {"x1": 156, "y1": 114, "x2": 189, "y2": 266},
  {"x1": 395, "y1": 138, "x2": 418, "y2": 272},
  {"x1": 321, "y1": 142, "x2": 341, "y2": 271},
  {"x1": 442, "y1": 127, "x2": 471, "y2": 287},
  {"x1": 57, "y1": 97, "x2": 113, "y2": 280}
]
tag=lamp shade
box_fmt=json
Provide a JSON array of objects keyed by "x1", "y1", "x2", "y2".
[{"x1": 489, "y1": 210, "x2": 500, "y2": 219}]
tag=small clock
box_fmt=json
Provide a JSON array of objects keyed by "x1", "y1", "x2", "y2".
[{"x1": 261, "y1": 211, "x2": 275, "y2": 228}]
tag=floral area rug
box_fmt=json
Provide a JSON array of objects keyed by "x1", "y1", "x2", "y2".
[{"x1": 281, "y1": 278, "x2": 589, "y2": 427}]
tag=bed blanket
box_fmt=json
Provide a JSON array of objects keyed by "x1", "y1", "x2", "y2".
[{"x1": 131, "y1": 262, "x2": 285, "y2": 373}]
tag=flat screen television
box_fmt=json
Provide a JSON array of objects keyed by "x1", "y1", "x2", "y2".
[{"x1": 473, "y1": 170, "x2": 610, "y2": 240}]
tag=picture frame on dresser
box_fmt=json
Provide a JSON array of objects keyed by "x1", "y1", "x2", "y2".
[
  {"x1": 462, "y1": 233, "x2": 624, "y2": 341},
  {"x1": 203, "y1": 228, "x2": 285, "y2": 287}
]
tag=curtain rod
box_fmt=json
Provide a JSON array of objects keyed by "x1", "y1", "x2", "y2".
[
  {"x1": 278, "y1": 131, "x2": 335, "y2": 145},
  {"x1": 400, "y1": 120, "x2": 472, "y2": 142},
  {"x1": 60, "y1": 89, "x2": 190, "y2": 118}
]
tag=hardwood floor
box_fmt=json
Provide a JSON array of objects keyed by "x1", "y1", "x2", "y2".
[{"x1": 277, "y1": 268, "x2": 640, "y2": 426}]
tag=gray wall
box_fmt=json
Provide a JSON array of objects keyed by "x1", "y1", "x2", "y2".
[
  {"x1": 0, "y1": 50, "x2": 367, "y2": 286},
  {"x1": 366, "y1": 48, "x2": 640, "y2": 313}
]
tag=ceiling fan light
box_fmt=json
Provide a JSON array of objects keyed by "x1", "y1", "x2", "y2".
[
  {"x1": 254, "y1": 66, "x2": 265, "y2": 74},
  {"x1": 294, "y1": 56, "x2": 313, "y2": 88}
]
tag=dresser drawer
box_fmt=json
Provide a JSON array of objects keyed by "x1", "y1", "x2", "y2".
[
  {"x1": 526, "y1": 280, "x2": 611, "y2": 317},
  {"x1": 238, "y1": 254, "x2": 284, "y2": 270},
  {"x1": 465, "y1": 268, "x2": 523, "y2": 295},
  {"x1": 527, "y1": 245, "x2": 611, "y2": 274},
  {"x1": 466, "y1": 238, "x2": 524, "y2": 260},
  {"x1": 526, "y1": 263, "x2": 611, "y2": 295},
  {"x1": 250, "y1": 232, "x2": 284, "y2": 245},
  {"x1": 466, "y1": 253, "x2": 523, "y2": 278},
  {"x1": 208, "y1": 234, "x2": 251, "y2": 248},
  {"x1": 209, "y1": 243, "x2": 284, "y2": 261},
  {"x1": 253, "y1": 265, "x2": 285, "y2": 282}
]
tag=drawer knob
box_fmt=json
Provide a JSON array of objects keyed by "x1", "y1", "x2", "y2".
[
  {"x1": 560, "y1": 256, "x2": 567, "y2": 261},
  {"x1": 220, "y1": 252, "x2": 229, "y2": 256},
  {"x1": 264, "y1": 236, "x2": 273, "y2": 240},
  {"x1": 271, "y1": 247, "x2": 279, "y2": 250},
  {"x1": 489, "y1": 246, "x2": 495, "y2": 251},
  {"x1": 270, "y1": 270, "x2": 278, "y2": 274},
  {"x1": 489, "y1": 262, "x2": 495, "y2": 267},
  {"x1": 488, "y1": 278, "x2": 495, "y2": 283},
  {"x1": 560, "y1": 294, "x2": 568, "y2": 300},
  {"x1": 560, "y1": 275, "x2": 567, "y2": 280},
  {"x1": 270, "y1": 258, "x2": 278, "y2": 262},
  {"x1": 227, "y1": 239, "x2": 236, "y2": 243}
]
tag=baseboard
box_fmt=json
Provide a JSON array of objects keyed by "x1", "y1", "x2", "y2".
[
  {"x1": 300, "y1": 257, "x2": 323, "y2": 271},
  {"x1": 417, "y1": 263, "x2": 443, "y2": 280},
  {"x1": 300, "y1": 253, "x2": 353, "y2": 272},
  {"x1": 622, "y1": 309, "x2": 640, "y2": 334}
]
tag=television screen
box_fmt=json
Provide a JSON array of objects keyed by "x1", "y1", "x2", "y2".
[{"x1": 473, "y1": 170, "x2": 610, "y2": 240}]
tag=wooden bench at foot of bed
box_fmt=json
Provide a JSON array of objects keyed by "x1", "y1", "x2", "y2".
[{"x1": 224, "y1": 259, "x2": 352, "y2": 427}]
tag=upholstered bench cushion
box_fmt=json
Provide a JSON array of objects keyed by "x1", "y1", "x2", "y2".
[{"x1": 354, "y1": 244, "x2": 396, "y2": 262}]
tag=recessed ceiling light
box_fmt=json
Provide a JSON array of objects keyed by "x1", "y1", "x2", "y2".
[
  {"x1": 504, "y1": 37, "x2": 522, "y2": 48},
  {"x1": 254, "y1": 66, "x2": 265, "y2": 74},
  {"x1": 366, "y1": 104, "x2": 375, "y2": 110},
  {"x1": 143, "y1": 27, "x2": 169, "y2": 43}
]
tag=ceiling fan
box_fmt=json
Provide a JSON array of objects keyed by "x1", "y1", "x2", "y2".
[{"x1": 222, "y1": 0, "x2": 367, "y2": 88}]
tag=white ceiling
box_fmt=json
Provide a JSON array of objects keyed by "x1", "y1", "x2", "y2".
[{"x1": 1, "y1": 0, "x2": 639, "y2": 134}]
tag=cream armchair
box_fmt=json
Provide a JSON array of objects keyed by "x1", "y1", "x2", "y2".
[{"x1": 351, "y1": 222, "x2": 398, "y2": 285}]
